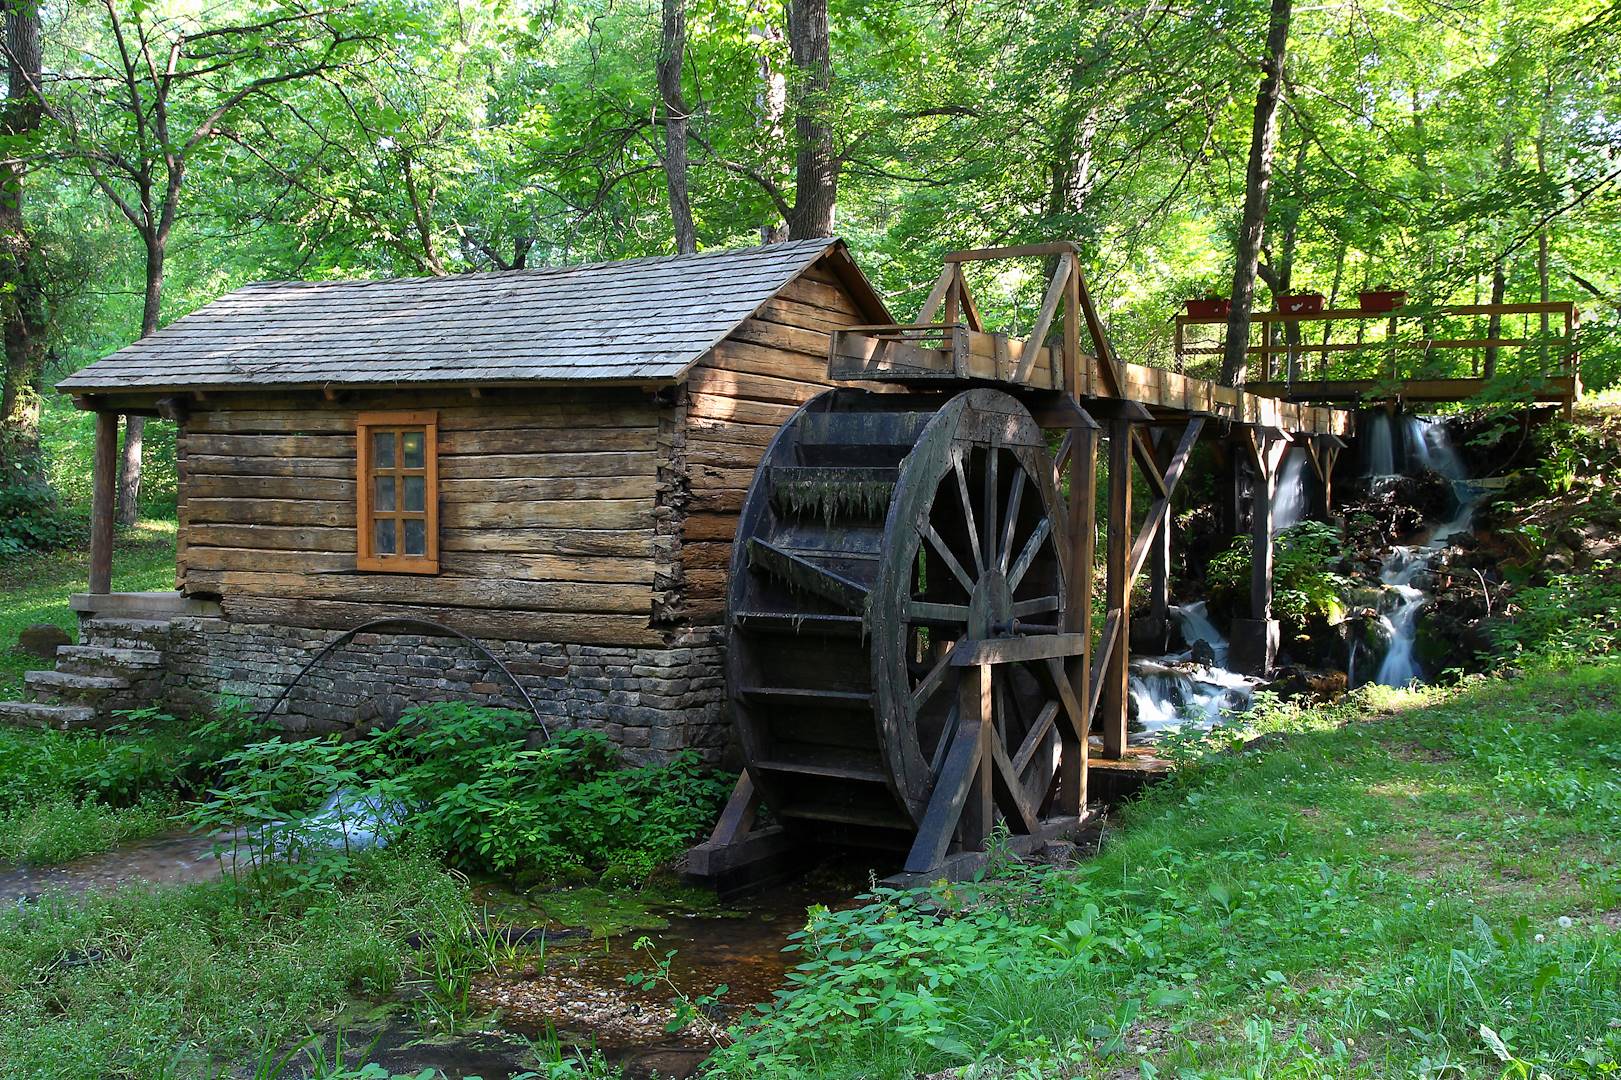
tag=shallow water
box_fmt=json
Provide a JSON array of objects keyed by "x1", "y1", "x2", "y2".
[
  {"x1": 0, "y1": 829, "x2": 229, "y2": 904},
  {"x1": 468, "y1": 880, "x2": 831, "y2": 1078}
]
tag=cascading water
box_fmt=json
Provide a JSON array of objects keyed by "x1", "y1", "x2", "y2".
[
  {"x1": 1273, "y1": 449, "x2": 1310, "y2": 532},
  {"x1": 1127, "y1": 602, "x2": 1256, "y2": 735},
  {"x1": 1363, "y1": 411, "x2": 1397, "y2": 476},
  {"x1": 1364, "y1": 414, "x2": 1480, "y2": 687}
]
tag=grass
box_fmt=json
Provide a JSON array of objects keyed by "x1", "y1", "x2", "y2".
[
  {"x1": 0, "y1": 846, "x2": 478, "y2": 1079},
  {"x1": 0, "y1": 518, "x2": 178, "y2": 700},
  {"x1": 710, "y1": 659, "x2": 1621, "y2": 1078}
]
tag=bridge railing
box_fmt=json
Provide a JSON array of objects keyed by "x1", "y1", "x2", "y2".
[{"x1": 1173, "y1": 301, "x2": 1581, "y2": 404}]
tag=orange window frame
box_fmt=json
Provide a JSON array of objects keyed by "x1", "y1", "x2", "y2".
[{"x1": 355, "y1": 410, "x2": 439, "y2": 574}]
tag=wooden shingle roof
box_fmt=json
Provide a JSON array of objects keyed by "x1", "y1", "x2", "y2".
[{"x1": 61, "y1": 238, "x2": 878, "y2": 393}]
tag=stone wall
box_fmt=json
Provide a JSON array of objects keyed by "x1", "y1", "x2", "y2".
[{"x1": 80, "y1": 616, "x2": 729, "y2": 765}]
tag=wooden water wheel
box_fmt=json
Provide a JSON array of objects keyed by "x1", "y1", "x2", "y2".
[{"x1": 725, "y1": 387, "x2": 1089, "y2": 870}]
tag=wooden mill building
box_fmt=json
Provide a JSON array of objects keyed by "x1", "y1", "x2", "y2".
[{"x1": 3, "y1": 240, "x2": 888, "y2": 757}]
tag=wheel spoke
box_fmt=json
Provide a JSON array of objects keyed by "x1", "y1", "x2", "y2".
[
  {"x1": 911, "y1": 646, "x2": 956, "y2": 707},
  {"x1": 998, "y1": 472, "x2": 1026, "y2": 574},
  {"x1": 924, "y1": 523, "x2": 976, "y2": 594},
  {"x1": 928, "y1": 702, "x2": 961, "y2": 779},
  {"x1": 953, "y1": 452, "x2": 985, "y2": 576},
  {"x1": 1012, "y1": 595, "x2": 1061, "y2": 618},
  {"x1": 1007, "y1": 517, "x2": 1052, "y2": 591},
  {"x1": 984, "y1": 446, "x2": 999, "y2": 569},
  {"x1": 908, "y1": 600, "x2": 970, "y2": 625}
]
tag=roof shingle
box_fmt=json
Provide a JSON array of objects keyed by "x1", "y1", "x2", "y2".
[{"x1": 60, "y1": 238, "x2": 853, "y2": 392}]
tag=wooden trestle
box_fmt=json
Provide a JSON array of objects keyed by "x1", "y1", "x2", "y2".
[{"x1": 691, "y1": 241, "x2": 1352, "y2": 885}]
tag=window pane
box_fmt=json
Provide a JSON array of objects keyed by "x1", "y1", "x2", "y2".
[
  {"x1": 403, "y1": 474, "x2": 425, "y2": 512},
  {"x1": 374, "y1": 518, "x2": 396, "y2": 555},
  {"x1": 372, "y1": 431, "x2": 396, "y2": 469},
  {"x1": 403, "y1": 518, "x2": 427, "y2": 556},
  {"x1": 375, "y1": 475, "x2": 396, "y2": 512},
  {"x1": 401, "y1": 430, "x2": 425, "y2": 469}
]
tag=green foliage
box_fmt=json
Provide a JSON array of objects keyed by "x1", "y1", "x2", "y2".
[
  {"x1": 1488, "y1": 561, "x2": 1621, "y2": 659},
  {"x1": 1209, "y1": 520, "x2": 1351, "y2": 624},
  {"x1": 0, "y1": 473, "x2": 81, "y2": 554},
  {"x1": 707, "y1": 661, "x2": 1621, "y2": 1078},
  {"x1": 1532, "y1": 418, "x2": 1611, "y2": 495},
  {"x1": 0, "y1": 845, "x2": 470, "y2": 1077},
  {"x1": 187, "y1": 702, "x2": 731, "y2": 885}
]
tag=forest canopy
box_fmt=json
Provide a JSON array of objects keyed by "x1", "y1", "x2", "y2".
[{"x1": 2, "y1": 0, "x2": 1618, "y2": 430}]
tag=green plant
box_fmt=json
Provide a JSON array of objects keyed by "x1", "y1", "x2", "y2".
[
  {"x1": 185, "y1": 704, "x2": 732, "y2": 885},
  {"x1": 1209, "y1": 520, "x2": 1351, "y2": 625},
  {"x1": 1487, "y1": 561, "x2": 1621, "y2": 659}
]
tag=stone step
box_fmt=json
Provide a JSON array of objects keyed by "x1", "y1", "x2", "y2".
[
  {"x1": 79, "y1": 618, "x2": 174, "y2": 650},
  {"x1": 54, "y1": 644, "x2": 164, "y2": 677},
  {"x1": 25, "y1": 669, "x2": 130, "y2": 704},
  {"x1": 0, "y1": 700, "x2": 100, "y2": 730}
]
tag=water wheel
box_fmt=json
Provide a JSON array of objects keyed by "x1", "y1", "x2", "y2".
[{"x1": 726, "y1": 387, "x2": 1085, "y2": 866}]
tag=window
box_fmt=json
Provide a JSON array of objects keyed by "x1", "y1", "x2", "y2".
[{"x1": 356, "y1": 411, "x2": 439, "y2": 573}]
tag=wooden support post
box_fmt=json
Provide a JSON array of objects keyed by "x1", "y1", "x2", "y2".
[
  {"x1": 89, "y1": 410, "x2": 118, "y2": 595},
  {"x1": 959, "y1": 662, "x2": 993, "y2": 852},
  {"x1": 1250, "y1": 437, "x2": 1275, "y2": 622},
  {"x1": 1060, "y1": 423, "x2": 1097, "y2": 814},
  {"x1": 1101, "y1": 418, "x2": 1132, "y2": 759},
  {"x1": 1148, "y1": 428, "x2": 1172, "y2": 643}
]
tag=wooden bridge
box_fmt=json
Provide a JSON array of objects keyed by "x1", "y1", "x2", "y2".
[{"x1": 1175, "y1": 301, "x2": 1581, "y2": 411}]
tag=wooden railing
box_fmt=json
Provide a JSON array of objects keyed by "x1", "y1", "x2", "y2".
[{"x1": 1173, "y1": 301, "x2": 1581, "y2": 405}]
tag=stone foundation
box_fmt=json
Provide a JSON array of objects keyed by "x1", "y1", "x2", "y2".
[{"x1": 79, "y1": 616, "x2": 729, "y2": 765}]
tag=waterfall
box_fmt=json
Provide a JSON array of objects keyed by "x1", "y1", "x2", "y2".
[
  {"x1": 1128, "y1": 603, "x2": 1255, "y2": 734},
  {"x1": 1172, "y1": 601, "x2": 1229, "y2": 667},
  {"x1": 1363, "y1": 411, "x2": 1397, "y2": 476},
  {"x1": 1370, "y1": 451, "x2": 1483, "y2": 687},
  {"x1": 1403, "y1": 415, "x2": 1466, "y2": 480},
  {"x1": 1273, "y1": 449, "x2": 1310, "y2": 532}
]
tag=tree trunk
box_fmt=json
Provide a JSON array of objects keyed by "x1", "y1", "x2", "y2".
[
  {"x1": 1483, "y1": 133, "x2": 1515, "y2": 381},
  {"x1": 1220, "y1": 0, "x2": 1292, "y2": 387},
  {"x1": 116, "y1": 235, "x2": 165, "y2": 526},
  {"x1": 0, "y1": 0, "x2": 45, "y2": 467},
  {"x1": 752, "y1": 23, "x2": 788, "y2": 244},
  {"x1": 785, "y1": 0, "x2": 835, "y2": 240},
  {"x1": 658, "y1": 0, "x2": 696, "y2": 254}
]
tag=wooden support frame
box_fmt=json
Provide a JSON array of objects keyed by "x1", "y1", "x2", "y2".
[{"x1": 88, "y1": 411, "x2": 118, "y2": 596}]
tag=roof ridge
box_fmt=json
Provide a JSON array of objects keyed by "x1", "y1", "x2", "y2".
[{"x1": 234, "y1": 237, "x2": 841, "y2": 291}]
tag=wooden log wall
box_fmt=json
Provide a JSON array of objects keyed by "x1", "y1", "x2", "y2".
[
  {"x1": 177, "y1": 387, "x2": 668, "y2": 647},
  {"x1": 678, "y1": 261, "x2": 880, "y2": 625}
]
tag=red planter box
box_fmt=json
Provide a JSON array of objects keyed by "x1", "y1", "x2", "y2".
[
  {"x1": 1277, "y1": 292, "x2": 1325, "y2": 314},
  {"x1": 1359, "y1": 289, "x2": 1407, "y2": 312},
  {"x1": 1185, "y1": 298, "x2": 1230, "y2": 319}
]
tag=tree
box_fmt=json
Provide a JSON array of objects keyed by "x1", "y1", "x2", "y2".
[
  {"x1": 1221, "y1": 0, "x2": 1293, "y2": 387},
  {"x1": 784, "y1": 0, "x2": 834, "y2": 238},
  {"x1": 37, "y1": 0, "x2": 367, "y2": 522},
  {"x1": 0, "y1": 0, "x2": 45, "y2": 464},
  {"x1": 659, "y1": 0, "x2": 696, "y2": 253}
]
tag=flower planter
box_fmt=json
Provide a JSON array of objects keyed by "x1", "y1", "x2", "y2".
[
  {"x1": 1184, "y1": 298, "x2": 1230, "y2": 319},
  {"x1": 1359, "y1": 289, "x2": 1407, "y2": 313},
  {"x1": 1277, "y1": 292, "x2": 1325, "y2": 315}
]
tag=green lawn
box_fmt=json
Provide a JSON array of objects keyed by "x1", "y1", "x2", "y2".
[
  {"x1": 0, "y1": 520, "x2": 179, "y2": 701},
  {"x1": 710, "y1": 661, "x2": 1621, "y2": 1078}
]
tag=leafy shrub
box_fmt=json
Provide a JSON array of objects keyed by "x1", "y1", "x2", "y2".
[
  {"x1": 0, "y1": 474, "x2": 81, "y2": 554},
  {"x1": 188, "y1": 703, "x2": 731, "y2": 883},
  {"x1": 1531, "y1": 419, "x2": 1610, "y2": 495},
  {"x1": 1208, "y1": 520, "x2": 1351, "y2": 624},
  {"x1": 1486, "y1": 562, "x2": 1621, "y2": 659}
]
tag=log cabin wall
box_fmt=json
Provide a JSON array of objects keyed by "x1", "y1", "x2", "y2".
[
  {"x1": 146, "y1": 384, "x2": 736, "y2": 759},
  {"x1": 677, "y1": 257, "x2": 879, "y2": 626},
  {"x1": 177, "y1": 385, "x2": 667, "y2": 646}
]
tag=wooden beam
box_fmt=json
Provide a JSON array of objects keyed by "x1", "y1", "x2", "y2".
[
  {"x1": 1014, "y1": 258, "x2": 1071, "y2": 384},
  {"x1": 960, "y1": 663, "x2": 994, "y2": 853},
  {"x1": 89, "y1": 411, "x2": 118, "y2": 595},
  {"x1": 950, "y1": 634, "x2": 1087, "y2": 666},
  {"x1": 1101, "y1": 418, "x2": 1132, "y2": 758},
  {"x1": 1060, "y1": 424, "x2": 1098, "y2": 816},
  {"x1": 916, "y1": 265, "x2": 957, "y2": 324},
  {"x1": 705, "y1": 772, "x2": 761, "y2": 845}
]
